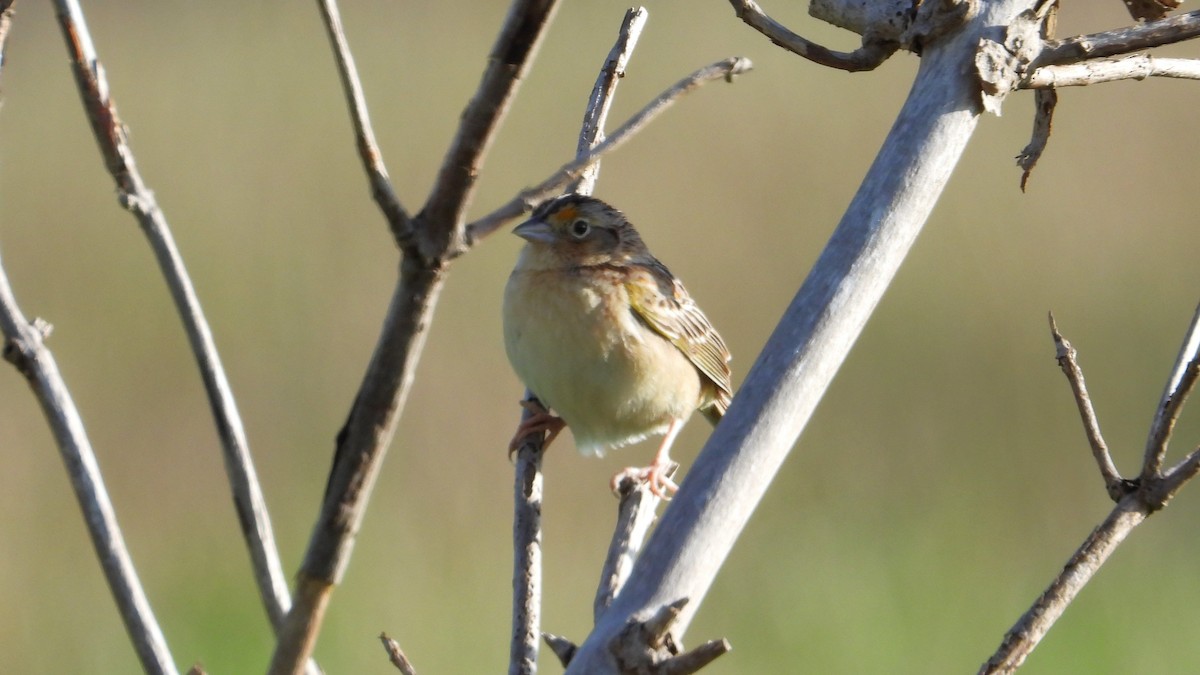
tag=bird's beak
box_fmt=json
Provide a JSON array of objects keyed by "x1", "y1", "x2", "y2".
[{"x1": 512, "y1": 219, "x2": 556, "y2": 244}]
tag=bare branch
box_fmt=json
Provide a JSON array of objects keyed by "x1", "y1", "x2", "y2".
[
  {"x1": 419, "y1": 0, "x2": 561, "y2": 262},
  {"x1": 564, "y1": 2, "x2": 1033, "y2": 671},
  {"x1": 0, "y1": 256, "x2": 178, "y2": 675},
  {"x1": 1037, "y1": 10, "x2": 1200, "y2": 67},
  {"x1": 274, "y1": 3, "x2": 563, "y2": 672},
  {"x1": 1024, "y1": 55, "x2": 1200, "y2": 88},
  {"x1": 465, "y1": 56, "x2": 753, "y2": 244},
  {"x1": 317, "y1": 0, "x2": 410, "y2": 243},
  {"x1": 727, "y1": 0, "x2": 897, "y2": 71},
  {"x1": 50, "y1": 0, "x2": 295, "y2": 652},
  {"x1": 979, "y1": 496, "x2": 1150, "y2": 675},
  {"x1": 510, "y1": 399, "x2": 547, "y2": 675},
  {"x1": 570, "y1": 6, "x2": 648, "y2": 196},
  {"x1": 1016, "y1": 88, "x2": 1055, "y2": 191},
  {"x1": 594, "y1": 477, "x2": 664, "y2": 623},
  {"x1": 1142, "y1": 301, "x2": 1200, "y2": 478},
  {"x1": 380, "y1": 632, "x2": 419, "y2": 675},
  {"x1": 1048, "y1": 314, "x2": 1130, "y2": 500}
]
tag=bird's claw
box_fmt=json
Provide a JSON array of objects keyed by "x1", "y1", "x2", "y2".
[
  {"x1": 508, "y1": 399, "x2": 565, "y2": 458},
  {"x1": 611, "y1": 461, "x2": 680, "y2": 499}
]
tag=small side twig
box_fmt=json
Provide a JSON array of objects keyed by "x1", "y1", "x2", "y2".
[
  {"x1": 727, "y1": 0, "x2": 897, "y2": 72},
  {"x1": 51, "y1": 0, "x2": 294, "y2": 639},
  {"x1": 1016, "y1": 88, "x2": 1055, "y2": 192},
  {"x1": 594, "y1": 476, "x2": 665, "y2": 623},
  {"x1": 1141, "y1": 301, "x2": 1200, "y2": 479},
  {"x1": 1023, "y1": 55, "x2": 1200, "y2": 88},
  {"x1": 317, "y1": 0, "x2": 410, "y2": 244},
  {"x1": 1036, "y1": 9, "x2": 1200, "y2": 67},
  {"x1": 0, "y1": 255, "x2": 178, "y2": 675},
  {"x1": 1048, "y1": 313, "x2": 1130, "y2": 499},
  {"x1": 379, "y1": 632, "x2": 419, "y2": 675},
  {"x1": 464, "y1": 55, "x2": 753, "y2": 244}
]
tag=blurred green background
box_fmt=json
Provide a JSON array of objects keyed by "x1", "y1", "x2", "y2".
[{"x1": 2, "y1": 1, "x2": 1199, "y2": 673}]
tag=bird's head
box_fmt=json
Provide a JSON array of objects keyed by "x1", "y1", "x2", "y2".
[{"x1": 512, "y1": 194, "x2": 646, "y2": 269}]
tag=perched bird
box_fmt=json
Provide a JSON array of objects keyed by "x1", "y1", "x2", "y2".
[{"x1": 502, "y1": 193, "x2": 732, "y2": 497}]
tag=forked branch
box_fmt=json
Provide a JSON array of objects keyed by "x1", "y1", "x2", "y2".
[{"x1": 981, "y1": 307, "x2": 1200, "y2": 673}]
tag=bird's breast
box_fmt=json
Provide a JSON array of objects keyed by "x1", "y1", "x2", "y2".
[{"x1": 503, "y1": 267, "x2": 702, "y2": 456}]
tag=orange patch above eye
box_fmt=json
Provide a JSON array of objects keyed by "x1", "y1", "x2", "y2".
[{"x1": 553, "y1": 204, "x2": 579, "y2": 224}]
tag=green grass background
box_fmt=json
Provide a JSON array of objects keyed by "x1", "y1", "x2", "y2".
[{"x1": 2, "y1": 2, "x2": 1199, "y2": 673}]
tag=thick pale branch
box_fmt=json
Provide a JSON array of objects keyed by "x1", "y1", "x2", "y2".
[
  {"x1": 464, "y1": 56, "x2": 753, "y2": 244},
  {"x1": 0, "y1": 256, "x2": 178, "y2": 675},
  {"x1": 1024, "y1": 56, "x2": 1200, "y2": 88},
  {"x1": 1037, "y1": 9, "x2": 1200, "y2": 67},
  {"x1": 727, "y1": 0, "x2": 897, "y2": 71},
  {"x1": 564, "y1": 2, "x2": 1030, "y2": 671},
  {"x1": 317, "y1": 0, "x2": 410, "y2": 243},
  {"x1": 51, "y1": 0, "x2": 294, "y2": 649}
]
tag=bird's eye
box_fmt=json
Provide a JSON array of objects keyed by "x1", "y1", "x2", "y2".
[{"x1": 569, "y1": 219, "x2": 591, "y2": 238}]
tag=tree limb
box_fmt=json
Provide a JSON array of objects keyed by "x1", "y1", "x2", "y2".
[
  {"x1": 271, "y1": 2, "x2": 562, "y2": 672},
  {"x1": 316, "y1": 0, "x2": 410, "y2": 243},
  {"x1": 727, "y1": 0, "x2": 897, "y2": 71},
  {"x1": 0, "y1": 256, "x2": 178, "y2": 675},
  {"x1": 562, "y1": 1, "x2": 1034, "y2": 671},
  {"x1": 1036, "y1": 9, "x2": 1200, "y2": 67},
  {"x1": 50, "y1": 0, "x2": 295, "y2": 652},
  {"x1": 1024, "y1": 55, "x2": 1200, "y2": 88},
  {"x1": 464, "y1": 56, "x2": 753, "y2": 245}
]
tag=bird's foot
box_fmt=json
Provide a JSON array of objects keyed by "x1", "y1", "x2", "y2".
[
  {"x1": 610, "y1": 460, "x2": 680, "y2": 499},
  {"x1": 508, "y1": 399, "x2": 565, "y2": 458}
]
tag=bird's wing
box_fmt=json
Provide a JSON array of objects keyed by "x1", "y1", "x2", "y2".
[{"x1": 624, "y1": 260, "x2": 733, "y2": 412}]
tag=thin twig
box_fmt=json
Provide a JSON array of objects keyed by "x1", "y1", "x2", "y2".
[
  {"x1": 1016, "y1": 88, "x2": 1055, "y2": 192},
  {"x1": 727, "y1": 0, "x2": 897, "y2": 71},
  {"x1": 420, "y1": 0, "x2": 562, "y2": 262},
  {"x1": 1023, "y1": 55, "x2": 1200, "y2": 88},
  {"x1": 0, "y1": 255, "x2": 178, "y2": 675},
  {"x1": 317, "y1": 0, "x2": 410, "y2": 244},
  {"x1": 379, "y1": 632, "x2": 419, "y2": 675},
  {"x1": 978, "y1": 495, "x2": 1150, "y2": 675},
  {"x1": 1048, "y1": 314, "x2": 1128, "y2": 499},
  {"x1": 464, "y1": 56, "x2": 753, "y2": 245},
  {"x1": 510, "y1": 11, "x2": 648, "y2": 673},
  {"x1": 595, "y1": 477, "x2": 664, "y2": 623},
  {"x1": 1141, "y1": 301, "x2": 1200, "y2": 479},
  {"x1": 984, "y1": 305, "x2": 1200, "y2": 671},
  {"x1": 510, "y1": 413, "x2": 545, "y2": 675},
  {"x1": 273, "y1": 2, "x2": 562, "y2": 672},
  {"x1": 570, "y1": 7, "x2": 648, "y2": 195},
  {"x1": 51, "y1": 0, "x2": 295, "y2": 639},
  {"x1": 1036, "y1": 9, "x2": 1200, "y2": 67}
]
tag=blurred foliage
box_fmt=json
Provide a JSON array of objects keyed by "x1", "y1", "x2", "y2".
[{"x1": 1, "y1": 1, "x2": 1199, "y2": 673}]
